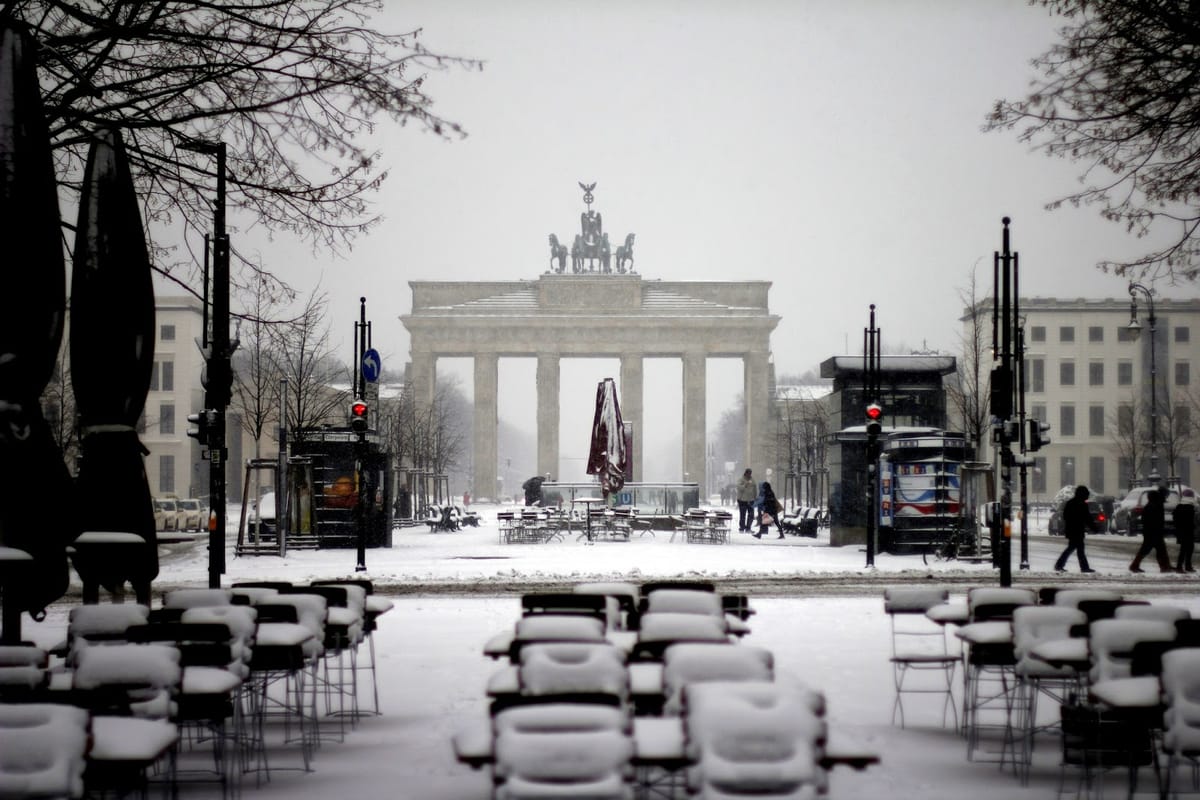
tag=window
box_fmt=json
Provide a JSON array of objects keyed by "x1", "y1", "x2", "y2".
[
  {"x1": 1176, "y1": 362, "x2": 1190, "y2": 386},
  {"x1": 1060, "y1": 404, "x2": 1076, "y2": 437},
  {"x1": 160, "y1": 324, "x2": 175, "y2": 341},
  {"x1": 1089, "y1": 405, "x2": 1104, "y2": 437},
  {"x1": 159, "y1": 403, "x2": 175, "y2": 435},
  {"x1": 1061, "y1": 456, "x2": 1076, "y2": 487},
  {"x1": 1088, "y1": 326, "x2": 1104, "y2": 343},
  {"x1": 1118, "y1": 326, "x2": 1137, "y2": 343},
  {"x1": 1179, "y1": 405, "x2": 1192, "y2": 437},
  {"x1": 1177, "y1": 326, "x2": 1190, "y2": 343},
  {"x1": 1030, "y1": 359, "x2": 1044, "y2": 393},
  {"x1": 1060, "y1": 326, "x2": 1075, "y2": 343},
  {"x1": 1031, "y1": 404, "x2": 1047, "y2": 423},
  {"x1": 1089, "y1": 457, "x2": 1105, "y2": 494},
  {"x1": 161, "y1": 360, "x2": 174, "y2": 392},
  {"x1": 159, "y1": 454, "x2": 175, "y2": 494},
  {"x1": 1030, "y1": 326, "x2": 1046, "y2": 343},
  {"x1": 1118, "y1": 404, "x2": 1135, "y2": 436},
  {"x1": 1117, "y1": 361, "x2": 1133, "y2": 386},
  {"x1": 1060, "y1": 360, "x2": 1075, "y2": 387},
  {"x1": 149, "y1": 362, "x2": 159, "y2": 392},
  {"x1": 1032, "y1": 457, "x2": 1047, "y2": 494},
  {"x1": 1089, "y1": 362, "x2": 1104, "y2": 387}
]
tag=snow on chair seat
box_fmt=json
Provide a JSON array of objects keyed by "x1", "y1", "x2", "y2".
[
  {"x1": 633, "y1": 613, "x2": 731, "y2": 661},
  {"x1": 682, "y1": 680, "x2": 827, "y2": 799},
  {"x1": 0, "y1": 702, "x2": 90, "y2": 800},
  {"x1": 493, "y1": 726, "x2": 635, "y2": 800},
  {"x1": 660, "y1": 642, "x2": 774, "y2": 716}
]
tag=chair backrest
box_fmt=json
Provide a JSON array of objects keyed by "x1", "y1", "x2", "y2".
[
  {"x1": 968, "y1": 587, "x2": 1036, "y2": 622},
  {"x1": 1089, "y1": 618, "x2": 1177, "y2": 683},
  {"x1": 884, "y1": 587, "x2": 949, "y2": 615},
  {"x1": 634, "y1": 613, "x2": 730, "y2": 660},
  {"x1": 72, "y1": 642, "x2": 182, "y2": 720},
  {"x1": 66, "y1": 604, "x2": 151, "y2": 666},
  {"x1": 1054, "y1": 589, "x2": 1123, "y2": 610},
  {"x1": 518, "y1": 642, "x2": 628, "y2": 701},
  {"x1": 162, "y1": 588, "x2": 234, "y2": 609},
  {"x1": 0, "y1": 703, "x2": 90, "y2": 800},
  {"x1": 492, "y1": 726, "x2": 633, "y2": 789},
  {"x1": 1114, "y1": 604, "x2": 1191, "y2": 624},
  {"x1": 1160, "y1": 648, "x2": 1200, "y2": 750},
  {"x1": 521, "y1": 592, "x2": 610, "y2": 622},
  {"x1": 643, "y1": 589, "x2": 724, "y2": 618},
  {"x1": 573, "y1": 582, "x2": 640, "y2": 617},
  {"x1": 1079, "y1": 599, "x2": 1144, "y2": 623},
  {"x1": 661, "y1": 643, "x2": 773, "y2": 715},
  {"x1": 642, "y1": 580, "x2": 715, "y2": 595},
  {"x1": 1012, "y1": 605, "x2": 1087, "y2": 661},
  {"x1": 0, "y1": 645, "x2": 49, "y2": 699},
  {"x1": 682, "y1": 681, "x2": 826, "y2": 796}
]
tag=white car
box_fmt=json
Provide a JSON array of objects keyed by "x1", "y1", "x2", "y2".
[{"x1": 176, "y1": 498, "x2": 205, "y2": 531}]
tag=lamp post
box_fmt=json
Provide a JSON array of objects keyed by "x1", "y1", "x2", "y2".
[{"x1": 1127, "y1": 282, "x2": 1160, "y2": 483}]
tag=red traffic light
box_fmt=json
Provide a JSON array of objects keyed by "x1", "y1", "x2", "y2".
[
  {"x1": 350, "y1": 399, "x2": 369, "y2": 433},
  {"x1": 351, "y1": 401, "x2": 367, "y2": 418},
  {"x1": 865, "y1": 403, "x2": 883, "y2": 421}
]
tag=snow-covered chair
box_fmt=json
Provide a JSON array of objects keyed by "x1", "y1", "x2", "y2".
[
  {"x1": 1114, "y1": 603, "x2": 1191, "y2": 625},
  {"x1": 62, "y1": 603, "x2": 150, "y2": 667},
  {"x1": 682, "y1": 680, "x2": 827, "y2": 800},
  {"x1": 642, "y1": 589, "x2": 751, "y2": 637},
  {"x1": 883, "y1": 587, "x2": 959, "y2": 730},
  {"x1": 574, "y1": 582, "x2": 640, "y2": 630},
  {"x1": 1011, "y1": 605, "x2": 1087, "y2": 783},
  {"x1": 72, "y1": 642, "x2": 182, "y2": 798},
  {"x1": 632, "y1": 613, "x2": 731, "y2": 662},
  {"x1": 1053, "y1": 589, "x2": 1123, "y2": 611},
  {"x1": 314, "y1": 578, "x2": 393, "y2": 715},
  {"x1": 660, "y1": 643, "x2": 774, "y2": 716},
  {"x1": 0, "y1": 702, "x2": 90, "y2": 800},
  {"x1": 1088, "y1": 618, "x2": 1177, "y2": 686},
  {"x1": 0, "y1": 644, "x2": 50, "y2": 701},
  {"x1": 1160, "y1": 648, "x2": 1200, "y2": 798}
]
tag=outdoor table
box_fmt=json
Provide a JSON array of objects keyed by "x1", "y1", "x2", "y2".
[{"x1": 572, "y1": 498, "x2": 606, "y2": 542}]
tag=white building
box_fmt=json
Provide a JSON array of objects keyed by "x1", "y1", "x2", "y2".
[{"x1": 970, "y1": 295, "x2": 1200, "y2": 502}]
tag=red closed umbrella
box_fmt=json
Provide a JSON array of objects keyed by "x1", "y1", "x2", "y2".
[{"x1": 586, "y1": 378, "x2": 627, "y2": 499}]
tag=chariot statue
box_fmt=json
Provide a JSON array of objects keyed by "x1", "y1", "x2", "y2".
[{"x1": 547, "y1": 182, "x2": 635, "y2": 275}]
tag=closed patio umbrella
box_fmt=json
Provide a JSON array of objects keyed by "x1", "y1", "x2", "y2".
[
  {"x1": 586, "y1": 378, "x2": 627, "y2": 499},
  {"x1": 69, "y1": 127, "x2": 158, "y2": 604},
  {"x1": 0, "y1": 22, "x2": 74, "y2": 641}
]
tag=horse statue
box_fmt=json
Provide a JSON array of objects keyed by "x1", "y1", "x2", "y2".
[
  {"x1": 614, "y1": 233, "x2": 635, "y2": 273},
  {"x1": 548, "y1": 234, "x2": 568, "y2": 273}
]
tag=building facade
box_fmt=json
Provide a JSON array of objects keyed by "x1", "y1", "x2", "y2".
[{"x1": 967, "y1": 295, "x2": 1200, "y2": 502}]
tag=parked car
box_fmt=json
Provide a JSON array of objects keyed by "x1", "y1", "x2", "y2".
[
  {"x1": 1110, "y1": 485, "x2": 1190, "y2": 535},
  {"x1": 1047, "y1": 498, "x2": 1108, "y2": 535},
  {"x1": 153, "y1": 497, "x2": 179, "y2": 532},
  {"x1": 176, "y1": 498, "x2": 205, "y2": 532}
]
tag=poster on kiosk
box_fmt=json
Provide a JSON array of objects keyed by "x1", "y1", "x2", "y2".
[{"x1": 878, "y1": 455, "x2": 893, "y2": 527}]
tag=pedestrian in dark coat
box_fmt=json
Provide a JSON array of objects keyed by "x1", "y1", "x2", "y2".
[
  {"x1": 752, "y1": 481, "x2": 785, "y2": 540},
  {"x1": 1054, "y1": 485, "x2": 1096, "y2": 573},
  {"x1": 1173, "y1": 488, "x2": 1196, "y2": 573},
  {"x1": 1130, "y1": 486, "x2": 1174, "y2": 573},
  {"x1": 736, "y1": 468, "x2": 757, "y2": 532}
]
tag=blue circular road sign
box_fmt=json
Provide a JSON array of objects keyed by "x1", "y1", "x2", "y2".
[{"x1": 361, "y1": 348, "x2": 382, "y2": 383}]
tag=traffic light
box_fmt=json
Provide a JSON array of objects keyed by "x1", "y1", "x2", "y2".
[
  {"x1": 186, "y1": 409, "x2": 210, "y2": 445},
  {"x1": 1027, "y1": 418, "x2": 1051, "y2": 452},
  {"x1": 865, "y1": 403, "x2": 883, "y2": 437},
  {"x1": 350, "y1": 399, "x2": 369, "y2": 433}
]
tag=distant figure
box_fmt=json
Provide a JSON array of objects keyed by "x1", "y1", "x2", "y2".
[
  {"x1": 1130, "y1": 486, "x2": 1174, "y2": 572},
  {"x1": 736, "y1": 468, "x2": 757, "y2": 533},
  {"x1": 753, "y1": 480, "x2": 784, "y2": 540},
  {"x1": 522, "y1": 475, "x2": 545, "y2": 507},
  {"x1": 463, "y1": 491, "x2": 470, "y2": 508},
  {"x1": 1174, "y1": 488, "x2": 1196, "y2": 573},
  {"x1": 1053, "y1": 485, "x2": 1095, "y2": 573}
]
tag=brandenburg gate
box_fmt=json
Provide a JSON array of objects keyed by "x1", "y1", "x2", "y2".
[{"x1": 399, "y1": 184, "x2": 780, "y2": 499}]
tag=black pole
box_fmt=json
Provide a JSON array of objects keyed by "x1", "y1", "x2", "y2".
[
  {"x1": 355, "y1": 297, "x2": 368, "y2": 572},
  {"x1": 208, "y1": 142, "x2": 230, "y2": 589},
  {"x1": 865, "y1": 304, "x2": 879, "y2": 568},
  {"x1": 997, "y1": 218, "x2": 1014, "y2": 588}
]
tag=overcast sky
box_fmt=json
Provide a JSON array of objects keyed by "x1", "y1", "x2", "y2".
[{"x1": 230, "y1": 0, "x2": 1200, "y2": 482}]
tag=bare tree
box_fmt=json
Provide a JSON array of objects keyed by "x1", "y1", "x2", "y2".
[
  {"x1": 269, "y1": 291, "x2": 346, "y2": 437},
  {"x1": 231, "y1": 278, "x2": 285, "y2": 460},
  {"x1": 1160, "y1": 388, "x2": 1199, "y2": 483},
  {"x1": 986, "y1": 1, "x2": 1200, "y2": 282},
  {"x1": 946, "y1": 267, "x2": 992, "y2": 454},
  {"x1": 382, "y1": 374, "x2": 469, "y2": 480},
  {"x1": 1110, "y1": 393, "x2": 1148, "y2": 489},
  {"x1": 6, "y1": 1, "x2": 480, "y2": 297},
  {"x1": 40, "y1": 342, "x2": 78, "y2": 469}
]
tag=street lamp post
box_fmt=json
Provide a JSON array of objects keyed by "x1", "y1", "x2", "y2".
[{"x1": 1128, "y1": 282, "x2": 1160, "y2": 483}]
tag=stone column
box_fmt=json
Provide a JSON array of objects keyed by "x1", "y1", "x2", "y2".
[
  {"x1": 536, "y1": 353, "x2": 560, "y2": 480},
  {"x1": 408, "y1": 350, "x2": 436, "y2": 408},
  {"x1": 619, "y1": 355, "x2": 643, "y2": 481},
  {"x1": 473, "y1": 354, "x2": 498, "y2": 502},
  {"x1": 682, "y1": 352, "x2": 707, "y2": 490},
  {"x1": 744, "y1": 350, "x2": 771, "y2": 476}
]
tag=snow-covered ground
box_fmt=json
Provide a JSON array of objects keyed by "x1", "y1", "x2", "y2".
[{"x1": 17, "y1": 503, "x2": 1200, "y2": 799}]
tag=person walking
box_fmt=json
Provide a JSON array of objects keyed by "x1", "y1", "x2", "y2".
[
  {"x1": 1053, "y1": 485, "x2": 1096, "y2": 573},
  {"x1": 1130, "y1": 486, "x2": 1174, "y2": 573},
  {"x1": 1174, "y1": 487, "x2": 1196, "y2": 573},
  {"x1": 753, "y1": 480, "x2": 785, "y2": 540},
  {"x1": 736, "y1": 468, "x2": 757, "y2": 533}
]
